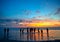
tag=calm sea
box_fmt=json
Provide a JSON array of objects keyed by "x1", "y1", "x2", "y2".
[{"x1": 0, "y1": 27, "x2": 60, "y2": 41}]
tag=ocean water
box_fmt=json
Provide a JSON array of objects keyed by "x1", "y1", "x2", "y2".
[{"x1": 0, "y1": 27, "x2": 60, "y2": 41}]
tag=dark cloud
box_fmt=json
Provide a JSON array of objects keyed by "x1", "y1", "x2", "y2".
[
  {"x1": 55, "y1": 8, "x2": 60, "y2": 15},
  {"x1": 47, "y1": 8, "x2": 60, "y2": 17}
]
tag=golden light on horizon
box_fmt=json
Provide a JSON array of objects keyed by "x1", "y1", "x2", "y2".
[{"x1": 18, "y1": 20, "x2": 60, "y2": 27}]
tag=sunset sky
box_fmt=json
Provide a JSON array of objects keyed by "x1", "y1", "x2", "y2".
[{"x1": 0, "y1": 0, "x2": 60, "y2": 27}]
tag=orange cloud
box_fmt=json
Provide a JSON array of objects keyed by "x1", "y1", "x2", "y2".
[{"x1": 18, "y1": 19, "x2": 60, "y2": 27}]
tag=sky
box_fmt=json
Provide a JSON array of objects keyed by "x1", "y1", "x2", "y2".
[
  {"x1": 0, "y1": 0, "x2": 60, "y2": 27},
  {"x1": 0, "y1": 0, "x2": 60, "y2": 20}
]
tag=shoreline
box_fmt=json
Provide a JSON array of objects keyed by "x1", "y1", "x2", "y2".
[{"x1": 0, "y1": 39, "x2": 60, "y2": 42}]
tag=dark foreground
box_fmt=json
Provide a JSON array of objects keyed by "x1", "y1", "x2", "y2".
[{"x1": 0, "y1": 39, "x2": 60, "y2": 42}]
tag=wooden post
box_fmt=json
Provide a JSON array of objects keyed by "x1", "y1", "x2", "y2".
[
  {"x1": 30, "y1": 28, "x2": 33, "y2": 33},
  {"x1": 30, "y1": 28, "x2": 33, "y2": 40},
  {"x1": 27, "y1": 28, "x2": 29, "y2": 33},
  {"x1": 34, "y1": 32, "x2": 36, "y2": 41},
  {"x1": 22, "y1": 29, "x2": 24, "y2": 33},
  {"x1": 47, "y1": 28, "x2": 49, "y2": 39},
  {"x1": 20, "y1": 29, "x2": 21, "y2": 33},
  {"x1": 41, "y1": 30, "x2": 43, "y2": 39},
  {"x1": 20, "y1": 29, "x2": 21, "y2": 40},
  {"x1": 38, "y1": 28, "x2": 40, "y2": 40},
  {"x1": 4, "y1": 28, "x2": 6, "y2": 39},
  {"x1": 38, "y1": 28, "x2": 40, "y2": 33},
  {"x1": 34, "y1": 28, "x2": 36, "y2": 33},
  {"x1": 27, "y1": 28, "x2": 30, "y2": 41},
  {"x1": 7, "y1": 28, "x2": 9, "y2": 40}
]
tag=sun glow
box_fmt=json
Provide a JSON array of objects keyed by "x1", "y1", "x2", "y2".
[{"x1": 18, "y1": 20, "x2": 60, "y2": 27}]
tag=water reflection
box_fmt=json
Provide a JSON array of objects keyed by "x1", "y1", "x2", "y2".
[
  {"x1": 0, "y1": 28, "x2": 60, "y2": 41},
  {"x1": 19, "y1": 28, "x2": 44, "y2": 41}
]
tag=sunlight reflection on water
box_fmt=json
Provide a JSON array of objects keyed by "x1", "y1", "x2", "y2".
[
  {"x1": 8, "y1": 29, "x2": 60, "y2": 41},
  {"x1": 0, "y1": 27, "x2": 60, "y2": 41}
]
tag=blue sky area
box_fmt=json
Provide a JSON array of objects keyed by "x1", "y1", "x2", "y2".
[{"x1": 0, "y1": 0, "x2": 60, "y2": 20}]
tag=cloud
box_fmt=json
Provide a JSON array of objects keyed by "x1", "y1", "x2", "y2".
[
  {"x1": 32, "y1": 16, "x2": 50, "y2": 20},
  {"x1": 35, "y1": 10, "x2": 40, "y2": 14},
  {"x1": 46, "y1": 8, "x2": 60, "y2": 16},
  {"x1": 55, "y1": 8, "x2": 60, "y2": 15},
  {"x1": 22, "y1": 10, "x2": 31, "y2": 15}
]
